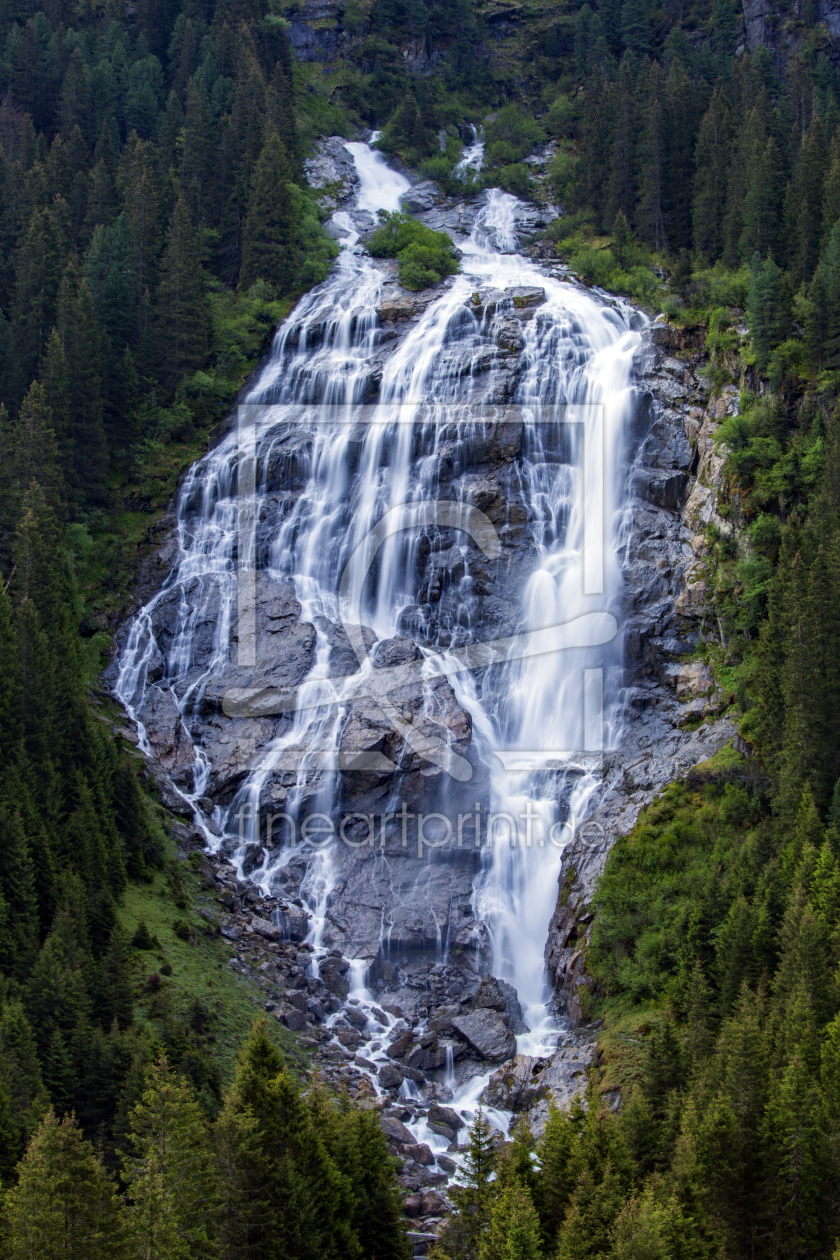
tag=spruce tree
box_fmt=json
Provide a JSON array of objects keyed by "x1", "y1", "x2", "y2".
[
  {"x1": 3, "y1": 1110, "x2": 125, "y2": 1259},
  {"x1": 55, "y1": 261, "x2": 108, "y2": 509},
  {"x1": 155, "y1": 195, "x2": 210, "y2": 389},
  {"x1": 481, "y1": 1179, "x2": 543, "y2": 1260},
  {"x1": 240, "y1": 126, "x2": 296, "y2": 293},
  {"x1": 122, "y1": 1058, "x2": 219, "y2": 1259},
  {"x1": 747, "y1": 253, "x2": 782, "y2": 372},
  {"x1": 692, "y1": 85, "x2": 734, "y2": 262},
  {"x1": 635, "y1": 63, "x2": 667, "y2": 253}
]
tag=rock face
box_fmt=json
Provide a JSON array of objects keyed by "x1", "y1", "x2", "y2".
[
  {"x1": 451, "y1": 1009, "x2": 517, "y2": 1061},
  {"x1": 543, "y1": 320, "x2": 742, "y2": 1030},
  {"x1": 116, "y1": 128, "x2": 750, "y2": 1150}
]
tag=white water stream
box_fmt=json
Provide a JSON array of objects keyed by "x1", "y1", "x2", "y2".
[{"x1": 116, "y1": 140, "x2": 643, "y2": 1144}]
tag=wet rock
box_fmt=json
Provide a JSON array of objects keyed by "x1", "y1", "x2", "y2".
[
  {"x1": 381, "y1": 1115, "x2": 415, "y2": 1147},
  {"x1": 421, "y1": 1190, "x2": 447, "y2": 1216},
  {"x1": 400, "y1": 180, "x2": 442, "y2": 213},
  {"x1": 138, "y1": 686, "x2": 195, "y2": 785},
  {"x1": 281, "y1": 1008, "x2": 307, "y2": 1031},
  {"x1": 379, "y1": 1062, "x2": 405, "y2": 1089},
  {"x1": 404, "y1": 1193, "x2": 423, "y2": 1218},
  {"x1": 388, "y1": 1030, "x2": 415, "y2": 1059},
  {"x1": 400, "y1": 1142, "x2": 435, "y2": 1166},
  {"x1": 304, "y1": 137, "x2": 359, "y2": 199},
  {"x1": 451, "y1": 1009, "x2": 516, "y2": 1062}
]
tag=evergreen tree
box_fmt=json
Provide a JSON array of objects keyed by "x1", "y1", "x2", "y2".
[
  {"x1": 692, "y1": 85, "x2": 734, "y2": 262},
  {"x1": 636, "y1": 63, "x2": 667, "y2": 252},
  {"x1": 3, "y1": 1110, "x2": 125, "y2": 1259},
  {"x1": 155, "y1": 195, "x2": 210, "y2": 389},
  {"x1": 481, "y1": 1179, "x2": 543, "y2": 1260},
  {"x1": 122, "y1": 1058, "x2": 219, "y2": 1259},
  {"x1": 747, "y1": 252, "x2": 783, "y2": 372},
  {"x1": 240, "y1": 126, "x2": 296, "y2": 293},
  {"x1": 55, "y1": 261, "x2": 108, "y2": 509}
]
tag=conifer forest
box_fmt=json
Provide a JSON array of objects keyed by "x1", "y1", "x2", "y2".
[{"x1": 5, "y1": 0, "x2": 840, "y2": 1255}]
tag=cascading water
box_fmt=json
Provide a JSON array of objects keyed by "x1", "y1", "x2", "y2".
[{"x1": 116, "y1": 138, "x2": 643, "y2": 1136}]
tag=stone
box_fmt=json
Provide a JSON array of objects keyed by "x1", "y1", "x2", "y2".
[
  {"x1": 381, "y1": 1115, "x2": 415, "y2": 1146},
  {"x1": 282, "y1": 1009, "x2": 307, "y2": 1032},
  {"x1": 379, "y1": 1062, "x2": 405, "y2": 1090},
  {"x1": 421, "y1": 1190, "x2": 446, "y2": 1216},
  {"x1": 427, "y1": 1105, "x2": 464, "y2": 1133},
  {"x1": 472, "y1": 974, "x2": 507, "y2": 1012},
  {"x1": 451, "y1": 1010, "x2": 516, "y2": 1062},
  {"x1": 400, "y1": 1142, "x2": 434, "y2": 1166},
  {"x1": 404, "y1": 1193, "x2": 423, "y2": 1218},
  {"x1": 388, "y1": 1030, "x2": 415, "y2": 1060},
  {"x1": 399, "y1": 180, "x2": 441, "y2": 213}
]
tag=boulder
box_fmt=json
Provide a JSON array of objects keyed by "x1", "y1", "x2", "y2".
[
  {"x1": 451, "y1": 1009, "x2": 516, "y2": 1062},
  {"x1": 427, "y1": 1104, "x2": 464, "y2": 1134},
  {"x1": 379, "y1": 1062, "x2": 405, "y2": 1090},
  {"x1": 388, "y1": 1030, "x2": 415, "y2": 1060},
  {"x1": 381, "y1": 1115, "x2": 415, "y2": 1146},
  {"x1": 421, "y1": 1190, "x2": 447, "y2": 1216},
  {"x1": 399, "y1": 180, "x2": 441, "y2": 213},
  {"x1": 400, "y1": 1142, "x2": 434, "y2": 1166},
  {"x1": 481, "y1": 1054, "x2": 550, "y2": 1112},
  {"x1": 281, "y1": 1009, "x2": 307, "y2": 1032}
]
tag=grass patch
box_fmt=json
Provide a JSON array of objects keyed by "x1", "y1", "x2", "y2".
[{"x1": 119, "y1": 843, "x2": 306, "y2": 1087}]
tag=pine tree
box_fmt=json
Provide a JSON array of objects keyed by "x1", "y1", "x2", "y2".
[
  {"x1": 3, "y1": 1110, "x2": 125, "y2": 1259},
  {"x1": 481, "y1": 1179, "x2": 543, "y2": 1260},
  {"x1": 534, "y1": 1097, "x2": 585, "y2": 1246},
  {"x1": 55, "y1": 261, "x2": 108, "y2": 508},
  {"x1": 619, "y1": 0, "x2": 649, "y2": 56},
  {"x1": 122, "y1": 1058, "x2": 219, "y2": 1259},
  {"x1": 605, "y1": 64, "x2": 635, "y2": 233},
  {"x1": 312, "y1": 1092, "x2": 411, "y2": 1260},
  {"x1": 692, "y1": 85, "x2": 734, "y2": 262},
  {"x1": 436, "y1": 1107, "x2": 499, "y2": 1259},
  {"x1": 747, "y1": 252, "x2": 782, "y2": 371},
  {"x1": 155, "y1": 195, "x2": 210, "y2": 389},
  {"x1": 216, "y1": 1020, "x2": 348, "y2": 1260},
  {"x1": 787, "y1": 116, "x2": 828, "y2": 284},
  {"x1": 635, "y1": 62, "x2": 667, "y2": 253},
  {"x1": 12, "y1": 207, "x2": 64, "y2": 404},
  {"x1": 240, "y1": 126, "x2": 296, "y2": 293},
  {"x1": 182, "y1": 72, "x2": 216, "y2": 227}
]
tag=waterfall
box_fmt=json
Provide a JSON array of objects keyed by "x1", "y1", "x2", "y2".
[{"x1": 116, "y1": 139, "x2": 643, "y2": 1102}]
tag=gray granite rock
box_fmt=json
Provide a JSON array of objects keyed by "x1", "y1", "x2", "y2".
[{"x1": 451, "y1": 1009, "x2": 517, "y2": 1061}]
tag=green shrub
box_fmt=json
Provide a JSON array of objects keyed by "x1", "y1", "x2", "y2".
[
  {"x1": 498, "y1": 163, "x2": 531, "y2": 197},
  {"x1": 367, "y1": 212, "x2": 459, "y2": 290},
  {"x1": 484, "y1": 104, "x2": 544, "y2": 166},
  {"x1": 569, "y1": 245, "x2": 616, "y2": 287},
  {"x1": 549, "y1": 148, "x2": 579, "y2": 202},
  {"x1": 544, "y1": 93, "x2": 577, "y2": 136}
]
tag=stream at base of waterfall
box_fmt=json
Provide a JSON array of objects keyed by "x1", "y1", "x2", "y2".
[{"x1": 115, "y1": 138, "x2": 645, "y2": 1185}]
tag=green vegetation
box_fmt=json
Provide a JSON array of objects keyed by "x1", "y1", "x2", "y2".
[
  {"x1": 1, "y1": 1024, "x2": 410, "y2": 1259},
  {"x1": 368, "y1": 212, "x2": 459, "y2": 289}
]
